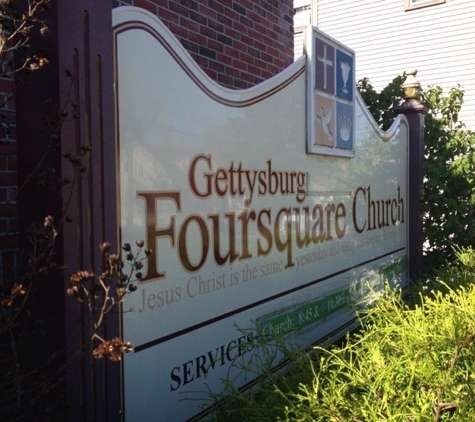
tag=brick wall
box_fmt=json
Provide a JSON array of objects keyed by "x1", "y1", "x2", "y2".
[
  {"x1": 0, "y1": 56, "x2": 18, "y2": 283},
  {"x1": 114, "y1": 0, "x2": 295, "y2": 89}
]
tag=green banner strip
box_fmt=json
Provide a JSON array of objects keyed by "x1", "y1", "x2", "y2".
[{"x1": 259, "y1": 257, "x2": 407, "y2": 336}]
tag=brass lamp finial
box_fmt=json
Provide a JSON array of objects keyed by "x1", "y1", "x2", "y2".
[{"x1": 402, "y1": 69, "x2": 421, "y2": 100}]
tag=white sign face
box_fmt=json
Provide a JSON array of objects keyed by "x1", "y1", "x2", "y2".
[{"x1": 114, "y1": 7, "x2": 409, "y2": 421}]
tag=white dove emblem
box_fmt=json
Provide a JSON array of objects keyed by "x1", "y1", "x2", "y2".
[{"x1": 316, "y1": 106, "x2": 333, "y2": 143}]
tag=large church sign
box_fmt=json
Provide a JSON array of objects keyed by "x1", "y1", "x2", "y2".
[{"x1": 114, "y1": 7, "x2": 409, "y2": 421}]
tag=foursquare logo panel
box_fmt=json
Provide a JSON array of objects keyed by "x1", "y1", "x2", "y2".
[{"x1": 307, "y1": 28, "x2": 355, "y2": 157}]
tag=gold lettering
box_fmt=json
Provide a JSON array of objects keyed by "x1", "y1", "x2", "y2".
[{"x1": 136, "y1": 191, "x2": 180, "y2": 281}]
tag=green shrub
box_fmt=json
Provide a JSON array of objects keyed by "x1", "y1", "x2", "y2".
[
  {"x1": 282, "y1": 283, "x2": 475, "y2": 420},
  {"x1": 205, "y1": 247, "x2": 475, "y2": 421}
]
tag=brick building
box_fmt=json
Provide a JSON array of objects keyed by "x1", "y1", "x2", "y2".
[
  {"x1": 0, "y1": 51, "x2": 17, "y2": 283},
  {"x1": 0, "y1": 0, "x2": 294, "y2": 282},
  {"x1": 115, "y1": 0, "x2": 294, "y2": 89}
]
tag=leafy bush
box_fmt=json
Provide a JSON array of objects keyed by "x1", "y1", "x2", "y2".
[
  {"x1": 205, "y1": 247, "x2": 475, "y2": 421},
  {"x1": 358, "y1": 77, "x2": 475, "y2": 273},
  {"x1": 357, "y1": 76, "x2": 404, "y2": 130},
  {"x1": 421, "y1": 87, "x2": 475, "y2": 272}
]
